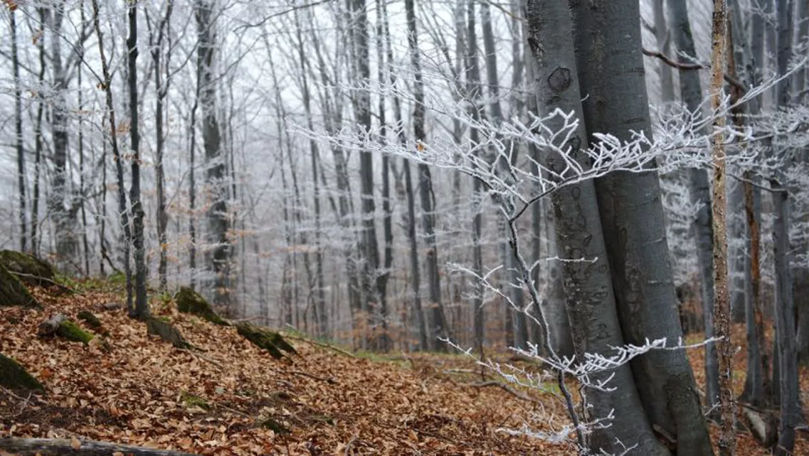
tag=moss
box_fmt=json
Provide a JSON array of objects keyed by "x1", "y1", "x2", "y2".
[
  {"x1": 0, "y1": 250, "x2": 55, "y2": 286},
  {"x1": 180, "y1": 391, "x2": 210, "y2": 410},
  {"x1": 0, "y1": 265, "x2": 40, "y2": 309},
  {"x1": 259, "y1": 417, "x2": 290, "y2": 434},
  {"x1": 236, "y1": 323, "x2": 296, "y2": 359},
  {"x1": 0, "y1": 353, "x2": 44, "y2": 391},
  {"x1": 146, "y1": 316, "x2": 191, "y2": 349},
  {"x1": 57, "y1": 319, "x2": 94, "y2": 344},
  {"x1": 175, "y1": 287, "x2": 228, "y2": 325},
  {"x1": 77, "y1": 310, "x2": 102, "y2": 329}
]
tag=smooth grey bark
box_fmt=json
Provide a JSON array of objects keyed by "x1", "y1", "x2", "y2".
[
  {"x1": 524, "y1": 1, "x2": 668, "y2": 454},
  {"x1": 127, "y1": 0, "x2": 148, "y2": 319},
  {"x1": 196, "y1": 0, "x2": 231, "y2": 313},
  {"x1": 405, "y1": 0, "x2": 449, "y2": 351},
  {"x1": 465, "y1": 0, "x2": 485, "y2": 353},
  {"x1": 10, "y1": 8, "x2": 26, "y2": 253},
  {"x1": 652, "y1": 0, "x2": 676, "y2": 103},
  {"x1": 773, "y1": 2, "x2": 800, "y2": 453},
  {"x1": 77, "y1": 2, "x2": 89, "y2": 275},
  {"x1": 188, "y1": 68, "x2": 199, "y2": 290},
  {"x1": 570, "y1": 1, "x2": 713, "y2": 454},
  {"x1": 666, "y1": 0, "x2": 720, "y2": 410},
  {"x1": 794, "y1": 0, "x2": 809, "y2": 364}
]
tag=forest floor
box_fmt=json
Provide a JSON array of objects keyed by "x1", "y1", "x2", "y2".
[{"x1": 1, "y1": 281, "x2": 808, "y2": 455}]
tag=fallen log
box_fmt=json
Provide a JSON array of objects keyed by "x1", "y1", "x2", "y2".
[
  {"x1": 236, "y1": 323, "x2": 296, "y2": 359},
  {"x1": 0, "y1": 353, "x2": 44, "y2": 391},
  {"x1": 38, "y1": 314, "x2": 94, "y2": 343},
  {"x1": 0, "y1": 250, "x2": 56, "y2": 287},
  {"x1": 146, "y1": 317, "x2": 191, "y2": 349},
  {"x1": 0, "y1": 437, "x2": 198, "y2": 456}
]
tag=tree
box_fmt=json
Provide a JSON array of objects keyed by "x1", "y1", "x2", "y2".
[
  {"x1": 196, "y1": 0, "x2": 231, "y2": 313},
  {"x1": 9, "y1": 4, "x2": 26, "y2": 253},
  {"x1": 524, "y1": 1, "x2": 668, "y2": 453}
]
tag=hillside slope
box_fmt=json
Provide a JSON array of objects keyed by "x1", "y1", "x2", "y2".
[{"x1": 1, "y1": 284, "x2": 563, "y2": 455}]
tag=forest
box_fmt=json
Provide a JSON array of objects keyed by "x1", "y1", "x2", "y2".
[{"x1": 1, "y1": 0, "x2": 808, "y2": 454}]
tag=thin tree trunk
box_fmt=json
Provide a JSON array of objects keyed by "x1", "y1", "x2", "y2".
[
  {"x1": 127, "y1": 1, "x2": 148, "y2": 319},
  {"x1": 10, "y1": 8, "x2": 26, "y2": 253},
  {"x1": 707, "y1": 2, "x2": 734, "y2": 454},
  {"x1": 77, "y1": 2, "x2": 90, "y2": 275},
  {"x1": 525, "y1": 2, "x2": 668, "y2": 454},
  {"x1": 666, "y1": 0, "x2": 721, "y2": 412},
  {"x1": 405, "y1": 0, "x2": 449, "y2": 351},
  {"x1": 465, "y1": 0, "x2": 485, "y2": 354},
  {"x1": 92, "y1": 0, "x2": 132, "y2": 313},
  {"x1": 31, "y1": 8, "x2": 47, "y2": 257}
]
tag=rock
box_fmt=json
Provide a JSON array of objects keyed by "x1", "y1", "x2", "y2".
[
  {"x1": 175, "y1": 287, "x2": 228, "y2": 325},
  {"x1": 100, "y1": 302, "x2": 124, "y2": 311},
  {"x1": 0, "y1": 353, "x2": 44, "y2": 392},
  {"x1": 146, "y1": 317, "x2": 191, "y2": 349},
  {"x1": 39, "y1": 314, "x2": 94, "y2": 344},
  {"x1": 0, "y1": 250, "x2": 56, "y2": 287},
  {"x1": 236, "y1": 323, "x2": 296, "y2": 359},
  {"x1": 0, "y1": 264, "x2": 40, "y2": 309},
  {"x1": 77, "y1": 310, "x2": 102, "y2": 329}
]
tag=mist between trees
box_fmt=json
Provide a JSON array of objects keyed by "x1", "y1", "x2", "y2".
[{"x1": 1, "y1": 0, "x2": 809, "y2": 454}]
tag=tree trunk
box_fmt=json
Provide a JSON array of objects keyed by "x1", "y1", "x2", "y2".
[
  {"x1": 405, "y1": 0, "x2": 449, "y2": 351},
  {"x1": 525, "y1": 2, "x2": 668, "y2": 454},
  {"x1": 707, "y1": 2, "x2": 735, "y2": 454},
  {"x1": 31, "y1": 8, "x2": 47, "y2": 257},
  {"x1": 10, "y1": 8, "x2": 26, "y2": 253},
  {"x1": 666, "y1": 0, "x2": 721, "y2": 412},
  {"x1": 0, "y1": 438, "x2": 196, "y2": 456},
  {"x1": 570, "y1": 1, "x2": 714, "y2": 453},
  {"x1": 196, "y1": 0, "x2": 231, "y2": 313},
  {"x1": 128, "y1": 0, "x2": 149, "y2": 319},
  {"x1": 92, "y1": 0, "x2": 132, "y2": 315}
]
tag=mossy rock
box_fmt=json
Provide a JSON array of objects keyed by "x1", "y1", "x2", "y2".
[
  {"x1": 180, "y1": 391, "x2": 210, "y2": 410},
  {"x1": 146, "y1": 317, "x2": 191, "y2": 349},
  {"x1": 0, "y1": 250, "x2": 55, "y2": 286},
  {"x1": 0, "y1": 353, "x2": 44, "y2": 392},
  {"x1": 0, "y1": 265, "x2": 40, "y2": 309},
  {"x1": 77, "y1": 310, "x2": 102, "y2": 329},
  {"x1": 57, "y1": 319, "x2": 94, "y2": 344},
  {"x1": 175, "y1": 287, "x2": 228, "y2": 325},
  {"x1": 236, "y1": 323, "x2": 296, "y2": 359}
]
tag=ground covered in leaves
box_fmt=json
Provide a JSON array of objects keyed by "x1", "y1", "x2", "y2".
[{"x1": 1, "y1": 281, "x2": 807, "y2": 455}]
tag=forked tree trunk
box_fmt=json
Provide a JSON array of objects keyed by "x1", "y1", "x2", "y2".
[
  {"x1": 570, "y1": 0, "x2": 713, "y2": 453},
  {"x1": 524, "y1": 2, "x2": 668, "y2": 454}
]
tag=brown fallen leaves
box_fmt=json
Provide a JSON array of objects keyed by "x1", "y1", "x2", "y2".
[
  {"x1": 2, "y1": 283, "x2": 806, "y2": 455},
  {"x1": 0, "y1": 286, "x2": 567, "y2": 455}
]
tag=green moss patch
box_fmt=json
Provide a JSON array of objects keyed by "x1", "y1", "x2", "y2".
[
  {"x1": 57, "y1": 319, "x2": 94, "y2": 344},
  {"x1": 180, "y1": 391, "x2": 211, "y2": 410},
  {"x1": 77, "y1": 310, "x2": 102, "y2": 329},
  {"x1": 0, "y1": 353, "x2": 44, "y2": 391},
  {"x1": 236, "y1": 323, "x2": 296, "y2": 359},
  {"x1": 0, "y1": 265, "x2": 40, "y2": 309},
  {"x1": 0, "y1": 250, "x2": 55, "y2": 286},
  {"x1": 175, "y1": 287, "x2": 228, "y2": 325},
  {"x1": 258, "y1": 417, "x2": 290, "y2": 434}
]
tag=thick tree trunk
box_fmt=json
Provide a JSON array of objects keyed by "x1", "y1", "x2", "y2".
[
  {"x1": 525, "y1": 2, "x2": 668, "y2": 454},
  {"x1": 570, "y1": 1, "x2": 713, "y2": 454},
  {"x1": 666, "y1": 0, "x2": 722, "y2": 411},
  {"x1": 405, "y1": 0, "x2": 449, "y2": 351}
]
